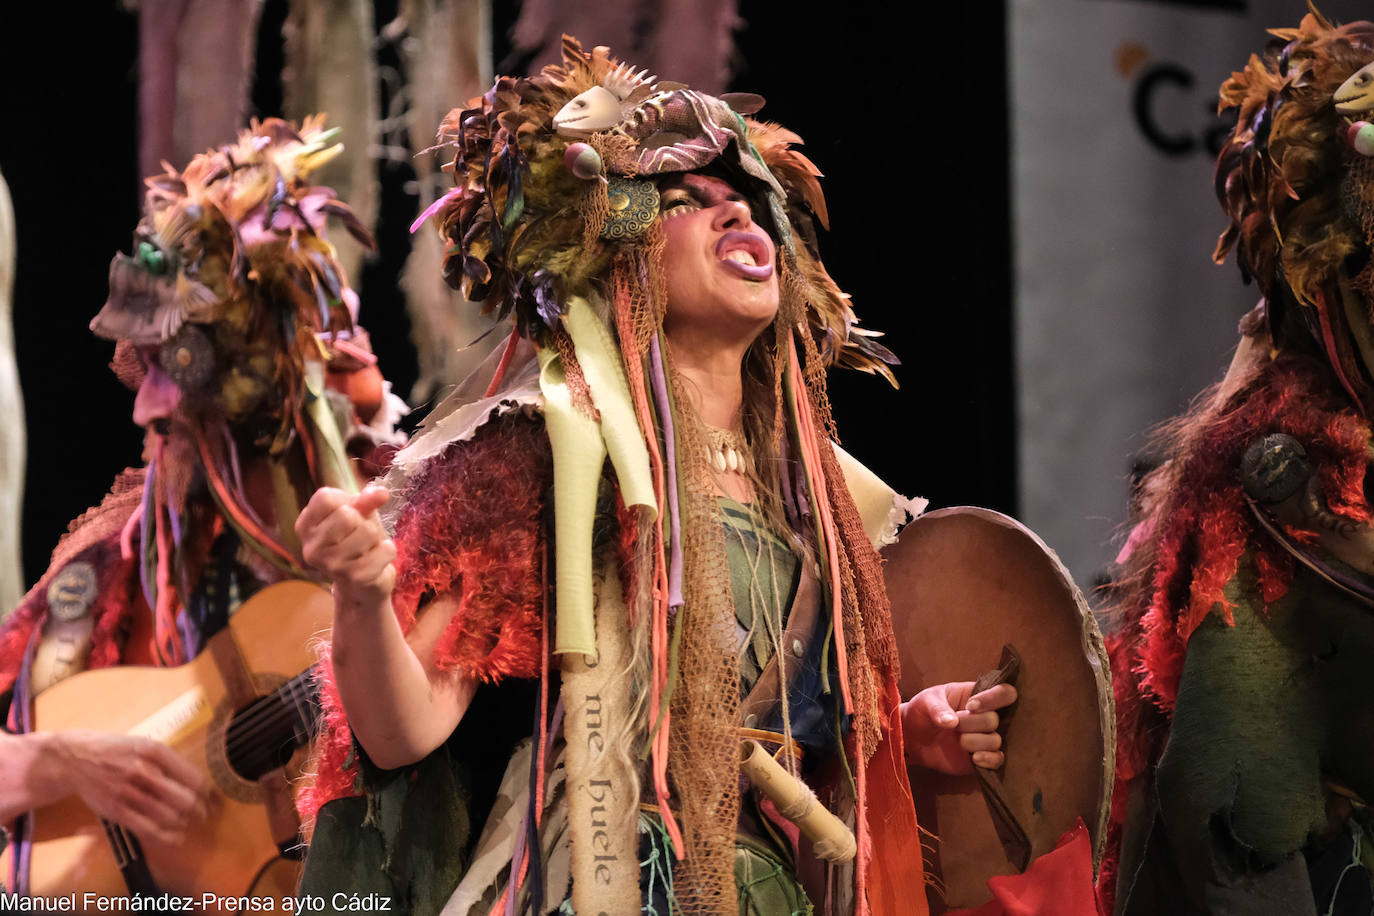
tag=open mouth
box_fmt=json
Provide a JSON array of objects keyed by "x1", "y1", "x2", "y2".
[{"x1": 716, "y1": 231, "x2": 774, "y2": 281}]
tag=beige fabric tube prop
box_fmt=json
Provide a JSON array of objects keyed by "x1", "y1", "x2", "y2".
[
  {"x1": 739, "y1": 739, "x2": 857, "y2": 863},
  {"x1": 561, "y1": 557, "x2": 641, "y2": 913}
]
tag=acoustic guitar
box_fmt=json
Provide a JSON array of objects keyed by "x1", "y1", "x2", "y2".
[{"x1": 1, "y1": 580, "x2": 333, "y2": 904}]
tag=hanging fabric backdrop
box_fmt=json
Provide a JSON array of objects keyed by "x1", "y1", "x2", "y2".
[{"x1": 1012, "y1": 0, "x2": 1367, "y2": 592}]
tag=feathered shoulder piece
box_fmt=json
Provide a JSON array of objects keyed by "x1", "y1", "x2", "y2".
[{"x1": 425, "y1": 36, "x2": 896, "y2": 383}]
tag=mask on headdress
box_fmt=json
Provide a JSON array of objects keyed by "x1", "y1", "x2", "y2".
[
  {"x1": 92, "y1": 117, "x2": 378, "y2": 444},
  {"x1": 426, "y1": 35, "x2": 895, "y2": 383}
]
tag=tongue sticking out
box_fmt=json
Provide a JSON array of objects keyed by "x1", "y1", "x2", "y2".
[
  {"x1": 719, "y1": 255, "x2": 774, "y2": 281},
  {"x1": 715, "y1": 231, "x2": 774, "y2": 281},
  {"x1": 134, "y1": 361, "x2": 183, "y2": 428}
]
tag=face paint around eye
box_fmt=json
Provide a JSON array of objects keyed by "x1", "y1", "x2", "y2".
[{"x1": 659, "y1": 173, "x2": 779, "y2": 345}]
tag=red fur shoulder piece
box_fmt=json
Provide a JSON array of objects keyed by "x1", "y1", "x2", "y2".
[
  {"x1": 1097, "y1": 354, "x2": 1371, "y2": 913},
  {"x1": 1127, "y1": 356, "x2": 1369, "y2": 716},
  {"x1": 389, "y1": 414, "x2": 551, "y2": 682},
  {"x1": 300, "y1": 414, "x2": 552, "y2": 822}
]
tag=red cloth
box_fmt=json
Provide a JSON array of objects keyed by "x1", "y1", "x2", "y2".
[
  {"x1": 866, "y1": 684, "x2": 931, "y2": 916},
  {"x1": 952, "y1": 820, "x2": 1101, "y2": 916}
]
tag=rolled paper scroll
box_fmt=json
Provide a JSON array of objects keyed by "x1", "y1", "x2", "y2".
[{"x1": 738, "y1": 739, "x2": 857, "y2": 863}]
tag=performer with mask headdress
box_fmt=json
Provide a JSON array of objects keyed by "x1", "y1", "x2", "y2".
[
  {"x1": 0, "y1": 117, "x2": 404, "y2": 896},
  {"x1": 1102, "y1": 12, "x2": 1374, "y2": 916},
  {"x1": 297, "y1": 39, "x2": 1096, "y2": 915}
]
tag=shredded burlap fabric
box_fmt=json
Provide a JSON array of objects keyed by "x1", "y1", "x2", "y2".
[
  {"x1": 37, "y1": 469, "x2": 147, "y2": 603},
  {"x1": 667, "y1": 406, "x2": 742, "y2": 915}
]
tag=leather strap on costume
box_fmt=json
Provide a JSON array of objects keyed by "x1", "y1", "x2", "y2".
[
  {"x1": 738, "y1": 568, "x2": 821, "y2": 728},
  {"x1": 972, "y1": 644, "x2": 1032, "y2": 871},
  {"x1": 1244, "y1": 496, "x2": 1374, "y2": 607},
  {"x1": 1238, "y1": 432, "x2": 1374, "y2": 607}
]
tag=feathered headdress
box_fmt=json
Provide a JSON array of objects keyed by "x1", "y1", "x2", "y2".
[
  {"x1": 425, "y1": 36, "x2": 896, "y2": 383},
  {"x1": 1212, "y1": 9, "x2": 1374, "y2": 408},
  {"x1": 92, "y1": 116, "x2": 377, "y2": 446},
  {"x1": 88, "y1": 117, "x2": 391, "y2": 666}
]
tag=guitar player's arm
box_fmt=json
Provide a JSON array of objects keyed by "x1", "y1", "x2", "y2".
[
  {"x1": 296, "y1": 485, "x2": 476, "y2": 771},
  {"x1": 0, "y1": 729, "x2": 209, "y2": 842}
]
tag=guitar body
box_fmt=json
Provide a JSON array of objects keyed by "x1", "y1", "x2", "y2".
[{"x1": 2, "y1": 580, "x2": 333, "y2": 904}]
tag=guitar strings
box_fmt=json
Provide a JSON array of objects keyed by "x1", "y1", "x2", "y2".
[
  {"x1": 223, "y1": 671, "x2": 317, "y2": 743},
  {"x1": 221, "y1": 672, "x2": 323, "y2": 776},
  {"x1": 101, "y1": 818, "x2": 139, "y2": 867}
]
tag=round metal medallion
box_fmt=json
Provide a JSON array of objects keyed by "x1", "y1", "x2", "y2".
[{"x1": 47, "y1": 561, "x2": 98, "y2": 622}]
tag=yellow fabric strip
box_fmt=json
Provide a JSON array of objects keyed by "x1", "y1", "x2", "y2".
[
  {"x1": 303, "y1": 359, "x2": 360, "y2": 496},
  {"x1": 542, "y1": 297, "x2": 657, "y2": 658},
  {"x1": 538, "y1": 344, "x2": 606, "y2": 658},
  {"x1": 830, "y1": 441, "x2": 925, "y2": 549},
  {"x1": 562, "y1": 298, "x2": 656, "y2": 513}
]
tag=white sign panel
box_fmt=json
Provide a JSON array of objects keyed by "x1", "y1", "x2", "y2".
[{"x1": 1013, "y1": 0, "x2": 1367, "y2": 591}]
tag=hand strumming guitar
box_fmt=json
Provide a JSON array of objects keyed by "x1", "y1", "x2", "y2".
[{"x1": 0, "y1": 730, "x2": 210, "y2": 843}]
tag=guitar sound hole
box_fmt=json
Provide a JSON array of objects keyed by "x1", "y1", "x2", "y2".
[
  {"x1": 225, "y1": 693, "x2": 298, "y2": 780},
  {"x1": 222, "y1": 674, "x2": 320, "y2": 782}
]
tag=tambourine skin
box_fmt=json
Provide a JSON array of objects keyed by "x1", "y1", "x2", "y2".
[{"x1": 883, "y1": 507, "x2": 1114, "y2": 911}]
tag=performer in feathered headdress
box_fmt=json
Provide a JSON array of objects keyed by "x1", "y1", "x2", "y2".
[
  {"x1": 292, "y1": 37, "x2": 1096, "y2": 916},
  {"x1": 1102, "y1": 11, "x2": 1374, "y2": 915},
  {"x1": 0, "y1": 117, "x2": 403, "y2": 893}
]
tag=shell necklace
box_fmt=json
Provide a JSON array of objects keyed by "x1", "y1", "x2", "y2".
[{"x1": 705, "y1": 425, "x2": 751, "y2": 475}]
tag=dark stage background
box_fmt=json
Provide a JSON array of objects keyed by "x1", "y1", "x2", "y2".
[{"x1": 2, "y1": 2, "x2": 1012, "y2": 589}]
